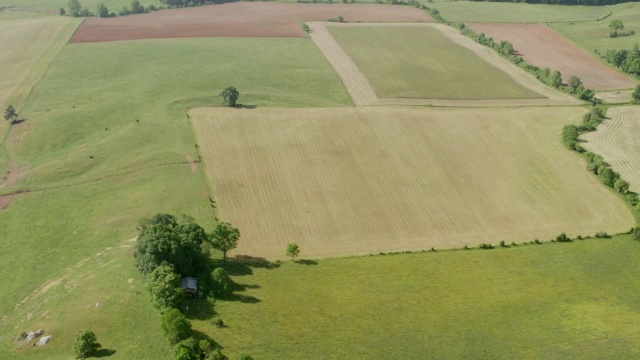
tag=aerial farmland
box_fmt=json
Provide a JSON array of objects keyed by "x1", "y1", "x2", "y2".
[{"x1": 0, "y1": 1, "x2": 639, "y2": 359}]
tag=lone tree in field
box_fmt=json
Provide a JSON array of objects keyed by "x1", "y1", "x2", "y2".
[
  {"x1": 286, "y1": 243, "x2": 300, "y2": 262},
  {"x1": 633, "y1": 84, "x2": 640, "y2": 104},
  {"x1": 609, "y1": 19, "x2": 624, "y2": 37},
  {"x1": 72, "y1": 330, "x2": 101, "y2": 359},
  {"x1": 567, "y1": 75, "x2": 583, "y2": 93},
  {"x1": 220, "y1": 86, "x2": 239, "y2": 107},
  {"x1": 4, "y1": 105, "x2": 17, "y2": 124},
  {"x1": 68, "y1": 0, "x2": 81, "y2": 16},
  {"x1": 209, "y1": 222, "x2": 240, "y2": 261}
]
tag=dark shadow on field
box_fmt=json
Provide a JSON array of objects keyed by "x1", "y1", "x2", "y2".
[
  {"x1": 225, "y1": 280, "x2": 261, "y2": 304},
  {"x1": 191, "y1": 329, "x2": 223, "y2": 350},
  {"x1": 232, "y1": 104, "x2": 257, "y2": 109},
  {"x1": 216, "y1": 255, "x2": 280, "y2": 277},
  {"x1": 296, "y1": 259, "x2": 318, "y2": 265},
  {"x1": 94, "y1": 349, "x2": 116, "y2": 358},
  {"x1": 184, "y1": 298, "x2": 217, "y2": 321},
  {"x1": 11, "y1": 119, "x2": 26, "y2": 125}
]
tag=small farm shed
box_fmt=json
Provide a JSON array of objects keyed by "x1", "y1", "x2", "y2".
[{"x1": 181, "y1": 277, "x2": 198, "y2": 297}]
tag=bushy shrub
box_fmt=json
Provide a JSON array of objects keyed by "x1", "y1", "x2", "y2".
[{"x1": 595, "y1": 231, "x2": 609, "y2": 238}]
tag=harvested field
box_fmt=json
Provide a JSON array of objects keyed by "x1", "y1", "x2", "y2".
[
  {"x1": 311, "y1": 22, "x2": 578, "y2": 106},
  {"x1": 70, "y1": 2, "x2": 431, "y2": 43},
  {"x1": 191, "y1": 106, "x2": 633, "y2": 259},
  {"x1": 581, "y1": 106, "x2": 640, "y2": 193},
  {"x1": 468, "y1": 23, "x2": 636, "y2": 90}
]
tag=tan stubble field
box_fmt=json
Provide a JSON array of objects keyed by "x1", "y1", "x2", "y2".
[{"x1": 191, "y1": 106, "x2": 634, "y2": 258}]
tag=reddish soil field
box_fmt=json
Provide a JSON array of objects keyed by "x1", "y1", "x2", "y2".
[
  {"x1": 71, "y1": 2, "x2": 431, "y2": 43},
  {"x1": 468, "y1": 23, "x2": 636, "y2": 90}
]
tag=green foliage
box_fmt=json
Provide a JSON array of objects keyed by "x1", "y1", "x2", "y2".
[
  {"x1": 96, "y1": 2, "x2": 110, "y2": 17},
  {"x1": 59, "y1": 7, "x2": 66, "y2": 15},
  {"x1": 633, "y1": 85, "x2": 640, "y2": 104},
  {"x1": 135, "y1": 213, "x2": 209, "y2": 276},
  {"x1": 478, "y1": 243, "x2": 494, "y2": 249},
  {"x1": 4, "y1": 104, "x2": 17, "y2": 124},
  {"x1": 614, "y1": 178, "x2": 629, "y2": 194},
  {"x1": 211, "y1": 268, "x2": 231, "y2": 299},
  {"x1": 72, "y1": 330, "x2": 101, "y2": 359},
  {"x1": 68, "y1": 0, "x2": 81, "y2": 15},
  {"x1": 300, "y1": 21, "x2": 310, "y2": 34},
  {"x1": 556, "y1": 232, "x2": 570, "y2": 242},
  {"x1": 602, "y1": 47, "x2": 640, "y2": 77},
  {"x1": 568, "y1": 75, "x2": 582, "y2": 92},
  {"x1": 174, "y1": 338, "x2": 200, "y2": 360},
  {"x1": 632, "y1": 227, "x2": 640, "y2": 241},
  {"x1": 219, "y1": 86, "x2": 239, "y2": 107},
  {"x1": 148, "y1": 264, "x2": 184, "y2": 309},
  {"x1": 162, "y1": 307, "x2": 192, "y2": 345},
  {"x1": 286, "y1": 243, "x2": 300, "y2": 261},
  {"x1": 209, "y1": 222, "x2": 240, "y2": 261},
  {"x1": 609, "y1": 19, "x2": 624, "y2": 37},
  {"x1": 328, "y1": 16, "x2": 345, "y2": 22},
  {"x1": 595, "y1": 231, "x2": 610, "y2": 238}
]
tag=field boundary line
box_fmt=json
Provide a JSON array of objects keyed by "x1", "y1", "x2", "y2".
[{"x1": 311, "y1": 21, "x2": 581, "y2": 107}]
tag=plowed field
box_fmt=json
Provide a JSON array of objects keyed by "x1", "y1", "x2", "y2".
[
  {"x1": 191, "y1": 106, "x2": 634, "y2": 259},
  {"x1": 468, "y1": 23, "x2": 636, "y2": 90},
  {"x1": 70, "y1": 2, "x2": 431, "y2": 43}
]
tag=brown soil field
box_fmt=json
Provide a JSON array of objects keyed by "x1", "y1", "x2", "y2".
[
  {"x1": 581, "y1": 106, "x2": 640, "y2": 193},
  {"x1": 70, "y1": 2, "x2": 431, "y2": 43},
  {"x1": 468, "y1": 23, "x2": 637, "y2": 90},
  {"x1": 190, "y1": 106, "x2": 633, "y2": 259}
]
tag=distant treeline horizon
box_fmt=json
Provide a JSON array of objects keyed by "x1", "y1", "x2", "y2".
[{"x1": 469, "y1": 0, "x2": 637, "y2": 6}]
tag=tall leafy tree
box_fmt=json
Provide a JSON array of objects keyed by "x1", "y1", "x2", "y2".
[
  {"x1": 209, "y1": 222, "x2": 240, "y2": 261},
  {"x1": 72, "y1": 330, "x2": 101, "y2": 359},
  {"x1": 633, "y1": 85, "x2": 640, "y2": 104},
  {"x1": 609, "y1": 19, "x2": 624, "y2": 37},
  {"x1": 148, "y1": 264, "x2": 184, "y2": 308},
  {"x1": 96, "y1": 2, "x2": 110, "y2": 17},
  {"x1": 162, "y1": 308, "x2": 192, "y2": 345},
  {"x1": 68, "y1": 0, "x2": 81, "y2": 16},
  {"x1": 4, "y1": 105, "x2": 17, "y2": 124},
  {"x1": 286, "y1": 243, "x2": 300, "y2": 262},
  {"x1": 219, "y1": 86, "x2": 239, "y2": 107}
]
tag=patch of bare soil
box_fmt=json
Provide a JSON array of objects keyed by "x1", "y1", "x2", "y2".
[
  {"x1": 70, "y1": 2, "x2": 431, "y2": 43},
  {"x1": 468, "y1": 23, "x2": 637, "y2": 91},
  {"x1": 185, "y1": 153, "x2": 197, "y2": 173}
]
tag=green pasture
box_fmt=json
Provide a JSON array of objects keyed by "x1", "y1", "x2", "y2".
[
  {"x1": 328, "y1": 25, "x2": 541, "y2": 99},
  {"x1": 207, "y1": 236, "x2": 640, "y2": 359},
  {"x1": 429, "y1": 1, "x2": 610, "y2": 23},
  {"x1": 0, "y1": 37, "x2": 350, "y2": 358},
  {"x1": 551, "y1": 3, "x2": 640, "y2": 52}
]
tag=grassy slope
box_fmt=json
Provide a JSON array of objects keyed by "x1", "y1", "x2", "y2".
[
  {"x1": 0, "y1": 37, "x2": 351, "y2": 358},
  {"x1": 551, "y1": 3, "x2": 640, "y2": 52},
  {"x1": 328, "y1": 26, "x2": 542, "y2": 99},
  {"x1": 429, "y1": 1, "x2": 609, "y2": 23},
  {"x1": 208, "y1": 236, "x2": 640, "y2": 359}
]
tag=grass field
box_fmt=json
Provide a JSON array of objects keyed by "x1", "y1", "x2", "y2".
[
  {"x1": 0, "y1": 37, "x2": 351, "y2": 358},
  {"x1": 429, "y1": 1, "x2": 610, "y2": 23},
  {"x1": 581, "y1": 106, "x2": 640, "y2": 194},
  {"x1": 327, "y1": 25, "x2": 542, "y2": 100},
  {"x1": 190, "y1": 106, "x2": 634, "y2": 258},
  {"x1": 202, "y1": 235, "x2": 640, "y2": 358},
  {"x1": 551, "y1": 3, "x2": 640, "y2": 52},
  {"x1": 0, "y1": 16, "x2": 80, "y2": 142}
]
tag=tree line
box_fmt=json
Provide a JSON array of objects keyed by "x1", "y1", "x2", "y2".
[
  {"x1": 64, "y1": 0, "x2": 158, "y2": 17},
  {"x1": 601, "y1": 45, "x2": 640, "y2": 78},
  {"x1": 467, "y1": 0, "x2": 638, "y2": 6}
]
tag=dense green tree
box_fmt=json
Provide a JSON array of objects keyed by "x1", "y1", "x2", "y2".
[
  {"x1": 633, "y1": 85, "x2": 640, "y2": 104},
  {"x1": 96, "y1": 2, "x2": 109, "y2": 17},
  {"x1": 211, "y1": 268, "x2": 231, "y2": 298},
  {"x1": 162, "y1": 308, "x2": 192, "y2": 345},
  {"x1": 174, "y1": 338, "x2": 200, "y2": 360},
  {"x1": 131, "y1": 0, "x2": 145, "y2": 13},
  {"x1": 4, "y1": 105, "x2": 17, "y2": 124},
  {"x1": 68, "y1": 0, "x2": 81, "y2": 16},
  {"x1": 548, "y1": 70, "x2": 562, "y2": 88},
  {"x1": 220, "y1": 86, "x2": 239, "y2": 107},
  {"x1": 59, "y1": 7, "x2": 66, "y2": 15},
  {"x1": 135, "y1": 213, "x2": 209, "y2": 276},
  {"x1": 614, "y1": 178, "x2": 629, "y2": 194},
  {"x1": 609, "y1": 19, "x2": 624, "y2": 37},
  {"x1": 72, "y1": 330, "x2": 101, "y2": 359},
  {"x1": 148, "y1": 264, "x2": 184, "y2": 309},
  {"x1": 286, "y1": 243, "x2": 300, "y2": 261},
  {"x1": 633, "y1": 227, "x2": 640, "y2": 241},
  {"x1": 598, "y1": 167, "x2": 616, "y2": 187},
  {"x1": 209, "y1": 222, "x2": 240, "y2": 261},
  {"x1": 567, "y1": 75, "x2": 582, "y2": 93}
]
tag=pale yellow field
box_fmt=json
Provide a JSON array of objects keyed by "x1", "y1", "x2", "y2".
[
  {"x1": 191, "y1": 106, "x2": 634, "y2": 258},
  {"x1": 582, "y1": 106, "x2": 640, "y2": 193},
  {"x1": 0, "y1": 16, "x2": 80, "y2": 126}
]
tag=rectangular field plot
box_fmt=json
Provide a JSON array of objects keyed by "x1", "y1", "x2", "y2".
[
  {"x1": 191, "y1": 107, "x2": 634, "y2": 258},
  {"x1": 327, "y1": 25, "x2": 543, "y2": 100}
]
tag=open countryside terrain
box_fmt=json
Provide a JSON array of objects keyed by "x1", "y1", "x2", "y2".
[
  {"x1": 551, "y1": 2, "x2": 640, "y2": 52},
  {"x1": 327, "y1": 24, "x2": 542, "y2": 100},
  {"x1": 468, "y1": 23, "x2": 637, "y2": 90},
  {"x1": 190, "y1": 106, "x2": 633, "y2": 258},
  {"x1": 71, "y1": 2, "x2": 431, "y2": 43},
  {"x1": 581, "y1": 106, "x2": 640, "y2": 193}
]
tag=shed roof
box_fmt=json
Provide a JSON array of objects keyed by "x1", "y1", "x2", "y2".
[{"x1": 181, "y1": 277, "x2": 197, "y2": 290}]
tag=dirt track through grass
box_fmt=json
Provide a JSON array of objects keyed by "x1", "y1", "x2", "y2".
[
  {"x1": 310, "y1": 22, "x2": 579, "y2": 106},
  {"x1": 191, "y1": 106, "x2": 633, "y2": 258},
  {"x1": 581, "y1": 106, "x2": 640, "y2": 193}
]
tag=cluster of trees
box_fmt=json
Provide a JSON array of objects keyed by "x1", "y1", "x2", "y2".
[
  {"x1": 158, "y1": 0, "x2": 236, "y2": 7},
  {"x1": 601, "y1": 45, "x2": 640, "y2": 78},
  {"x1": 64, "y1": 0, "x2": 157, "y2": 17},
  {"x1": 467, "y1": 0, "x2": 637, "y2": 5},
  {"x1": 134, "y1": 214, "x2": 246, "y2": 359},
  {"x1": 328, "y1": 16, "x2": 345, "y2": 22}
]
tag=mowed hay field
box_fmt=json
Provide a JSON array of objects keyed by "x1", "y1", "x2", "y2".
[
  {"x1": 207, "y1": 236, "x2": 640, "y2": 359},
  {"x1": 327, "y1": 25, "x2": 542, "y2": 100},
  {"x1": 581, "y1": 106, "x2": 640, "y2": 193},
  {"x1": 71, "y1": 2, "x2": 430, "y2": 43},
  {"x1": 468, "y1": 23, "x2": 636, "y2": 91},
  {"x1": 191, "y1": 106, "x2": 634, "y2": 258},
  {"x1": 551, "y1": 3, "x2": 640, "y2": 52}
]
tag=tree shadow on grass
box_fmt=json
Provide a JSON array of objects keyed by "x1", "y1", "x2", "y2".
[
  {"x1": 296, "y1": 259, "x2": 318, "y2": 265},
  {"x1": 225, "y1": 281, "x2": 261, "y2": 304},
  {"x1": 191, "y1": 329, "x2": 223, "y2": 350},
  {"x1": 184, "y1": 298, "x2": 218, "y2": 321},
  {"x1": 216, "y1": 255, "x2": 280, "y2": 277},
  {"x1": 94, "y1": 349, "x2": 116, "y2": 358}
]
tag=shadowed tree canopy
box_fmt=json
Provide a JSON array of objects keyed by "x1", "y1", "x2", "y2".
[
  {"x1": 4, "y1": 105, "x2": 17, "y2": 124},
  {"x1": 135, "y1": 214, "x2": 209, "y2": 277},
  {"x1": 220, "y1": 86, "x2": 239, "y2": 107},
  {"x1": 209, "y1": 222, "x2": 240, "y2": 261}
]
